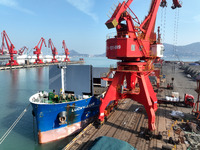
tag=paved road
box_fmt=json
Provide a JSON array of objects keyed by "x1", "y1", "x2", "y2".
[{"x1": 162, "y1": 62, "x2": 197, "y2": 101}]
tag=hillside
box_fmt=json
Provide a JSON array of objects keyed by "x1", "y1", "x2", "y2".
[
  {"x1": 68, "y1": 50, "x2": 89, "y2": 57},
  {"x1": 163, "y1": 42, "x2": 200, "y2": 61},
  {"x1": 60, "y1": 42, "x2": 200, "y2": 61}
]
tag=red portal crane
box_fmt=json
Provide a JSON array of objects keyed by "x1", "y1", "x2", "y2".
[
  {"x1": 33, "y1": 37, "x2": 47, "y2": 64},
  {"x1": 62, "y1": 40, "x2": 70, "y2": 62},
  {"x1": 48, "y1": 39, "x2": 58, "y2": 63},
  {"x1": 1, "y1": 30, "x2": 19, "y2": 66},
  {"x1": 18, "y1": 46, "x2": 28, "y2": 55},
  {"x1": 98, "y1": 0, "x2": 181, "y2": 131}
]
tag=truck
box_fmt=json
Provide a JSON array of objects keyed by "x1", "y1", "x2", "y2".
[{"x1": 158, "y1": 92, "x2": 195, "y2": 107}]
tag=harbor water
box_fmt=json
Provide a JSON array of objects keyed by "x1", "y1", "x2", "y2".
[{"x1": 0, "y1": 57, "x2": 117, "y2": 150}]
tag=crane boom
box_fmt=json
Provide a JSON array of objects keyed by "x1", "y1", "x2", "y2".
[
  {"x1": 18, "y1": 46, "x2": 28, "y2": 55},
  {"x1": 140, "y1": 0, "x2": 161, "y2": 41}
]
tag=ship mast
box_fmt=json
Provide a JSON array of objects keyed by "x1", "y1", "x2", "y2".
[{"x1": 58, "y1": 62, "x2": 67, "y2": 94}]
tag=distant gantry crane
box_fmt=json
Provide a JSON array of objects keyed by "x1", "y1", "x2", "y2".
[
  {"x1": 1, "y1": 30, "x2": 19, "y2": 66},
  {"x1": 18, "y1": 46, "x2": 28, "y2": 55},
  {"x1": 48, "y1": 39, "x2": 58, "y2": 63},
  {"x1": 62, "y1": 40, "x2": 70, "y2": 62},
  {"x1": 33, "y1": 37, "x2": 47, "y2": 64}
]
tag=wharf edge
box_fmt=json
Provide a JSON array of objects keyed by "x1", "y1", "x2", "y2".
[{"x1": 0, "y1": 61, "x2": 84, "y2": 70}]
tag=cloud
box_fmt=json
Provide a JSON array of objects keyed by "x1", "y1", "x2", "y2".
[
  {"x1": 66, "y1": 0, "x2": 98, "y2": 22},
  {"x1": 193, "y1": 14, "x2": 200, "y2": 23},
  {"x1": 0, "y1": 0, "x2": 35, "y2": 15}
]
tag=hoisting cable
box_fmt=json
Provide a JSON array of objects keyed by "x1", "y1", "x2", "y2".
[
  {"x1": 160, "y1": 7, "x2": 163, "y2": 39},
  {"x1": 0, "y1": 103, "x2": 31, "y2": 144},
  {"x1": 160, "y1": 2, "x2": 167, "y2": 43},
  {"x1": 172, "y1": 8, "x2": 180, "y2": 73},
  {"x1": 173, "y1": 8, "x2": 181, "y2": 63},
  {"x1": 162, "y1": 7, "x2": 167, "y2": 42}
]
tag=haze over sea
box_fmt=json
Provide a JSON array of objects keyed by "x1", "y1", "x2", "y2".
[{"x1": 0, "y1": 56, "x2": 197, "y2": 150}]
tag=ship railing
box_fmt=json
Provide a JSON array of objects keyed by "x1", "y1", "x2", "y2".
[{"x1": 32, "y1": 92, "x2": 93, "y2": 104}]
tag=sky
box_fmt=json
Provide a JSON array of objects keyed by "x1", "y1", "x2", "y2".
[{"x1": 0, "y1": 0, "x2": 199, "y2": 55}]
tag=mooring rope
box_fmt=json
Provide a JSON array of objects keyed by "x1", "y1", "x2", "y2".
[{"x1": 0, "y1": 103, "x2": 31, "y2": 144}]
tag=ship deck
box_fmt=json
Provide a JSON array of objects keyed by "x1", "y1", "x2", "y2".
[{"x1": 63, "y1": 62, "x2": 199, "y2": 150}]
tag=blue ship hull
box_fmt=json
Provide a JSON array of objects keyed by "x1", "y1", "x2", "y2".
[{"x1": 30, "y1": 93, "x2": 100, "y2": 143}]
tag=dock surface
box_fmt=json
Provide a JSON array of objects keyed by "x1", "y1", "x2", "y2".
[
  {"x1": 63, "y1": 62, "x2": 198, "y2": 150},
  {"x1": 0, "y1": 61, "x2": 84, "y2": 70}
]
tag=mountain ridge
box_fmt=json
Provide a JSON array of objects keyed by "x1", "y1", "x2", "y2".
[{"x1": 64, "y1": 42, "x2": 200, "y2": 59}]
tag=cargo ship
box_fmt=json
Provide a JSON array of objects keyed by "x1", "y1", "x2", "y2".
[{"x1": 30, "y1": 64, "x2": 110, "y2": 143}]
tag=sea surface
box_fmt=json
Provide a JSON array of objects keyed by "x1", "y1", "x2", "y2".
[{"x1": 0, "y1": 56, "x2": 197, "y2": 150}]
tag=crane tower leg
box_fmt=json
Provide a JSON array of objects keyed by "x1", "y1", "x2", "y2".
[
  {"x1": 6, "y1": 53, "x2": 19, "y2": 66},
  {"x1": 6, "y1": 60, "x2": 19, "y2": 66},
  {"x1": 34, "y1": 54, "x2": 44, "y2": 64},
  {"x1": 98, "y1": 62, "x2": 158, "y2": 131},
  {"x1": 99, "y1": 72, "x2": 125, "y2": 121},
  {"x1": 130, "y1": 72, "x2": 157, "y2": 130}
]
